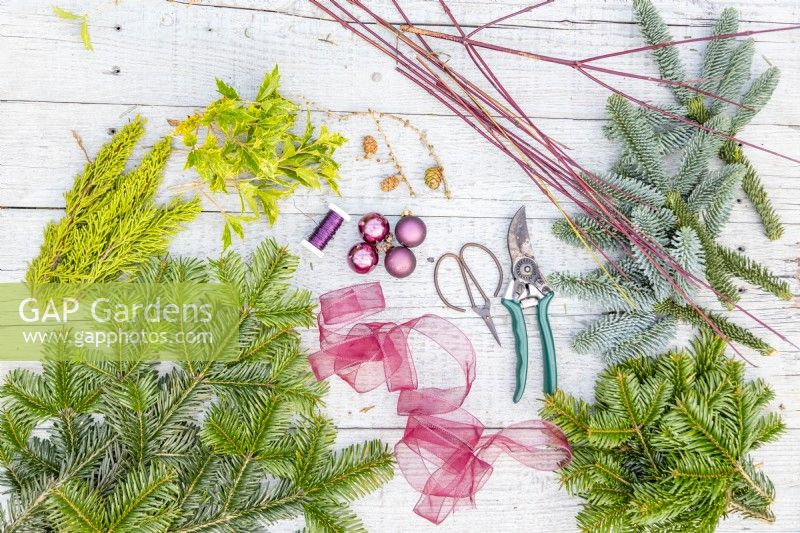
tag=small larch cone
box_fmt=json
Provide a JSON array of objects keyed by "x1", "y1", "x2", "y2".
[
  {"x1": 380, "y1": 175, "x2": 400, "y2": 192},
  {"x1": 424, "y1": 166, "x2": 443, "y2": 190},
  {"x1": 362, "y1": 135, "x2": 378, "y2": 158}
]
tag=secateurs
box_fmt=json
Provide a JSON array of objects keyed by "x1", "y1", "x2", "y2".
[{"x1": 502, "y1": 206, "x2": 557, "y2": 402}]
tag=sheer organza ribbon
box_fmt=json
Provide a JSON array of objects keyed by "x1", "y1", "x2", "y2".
[{"x1": 308, "y1": 282, "x2": 571, "y2": 524}]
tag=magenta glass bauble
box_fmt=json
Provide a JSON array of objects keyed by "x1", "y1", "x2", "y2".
[
  {"x1": 394, "y1": 215, "x2": 426, "y2": 248},
  {"x1": 347, "y1": 243, "x2": 379, "y2": 274},
  {"x1": 384, "y1": 246, "x2": 416, "y2": 278},
  {"x1": 358, "y1": 212, "x2": 390, "y2": 244}
]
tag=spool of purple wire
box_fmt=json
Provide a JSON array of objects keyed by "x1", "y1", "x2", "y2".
[{"x1": 301, "y1": 203, "x2": 351, "y2": 257}]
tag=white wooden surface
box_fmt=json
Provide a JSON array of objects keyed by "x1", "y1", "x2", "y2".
[{"x1": 1, "y1": 1, "x2": 799, "y2": 531}]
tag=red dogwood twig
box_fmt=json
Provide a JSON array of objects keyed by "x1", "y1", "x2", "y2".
[{"x1": 308, "y1": 0, "x2": 799, "y2": 355}]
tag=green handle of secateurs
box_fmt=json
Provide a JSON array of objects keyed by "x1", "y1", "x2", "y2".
[
  {"x1": 501, "y1": 298, "x2": 528, "y2": 403},
  {"x1": 537, "y1": 292, "x2": 557, "y2": 396},
  {"x1": 502, "y1": 292, "x2": 557, "y2": 402}
]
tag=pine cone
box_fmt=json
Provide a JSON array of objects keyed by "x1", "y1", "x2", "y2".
[
  {"x1": 362, "y1": 135, "x2": 378, "y2": 158},
  {"x1": 424, "y1": 166, "x2": 443, "y2": 190},
  {"x1": 380, "y1": 175, "x2": 400, "y2": 192}
]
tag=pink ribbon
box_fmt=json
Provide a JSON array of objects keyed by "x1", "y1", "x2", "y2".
[{"x1": 309, "y1": 282, "x2": 571, "y2": 524}]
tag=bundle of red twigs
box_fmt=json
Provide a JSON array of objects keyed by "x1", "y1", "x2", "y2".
[{"x1": 309, "y1": 0, "x2": 799, "y2": 355}]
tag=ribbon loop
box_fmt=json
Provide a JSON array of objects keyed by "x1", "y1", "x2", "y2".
[{"x1": 309, "y1": 282, "x2": 571, "y2": 524}]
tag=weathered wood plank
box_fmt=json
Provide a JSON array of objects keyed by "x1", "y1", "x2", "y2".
[
  {"x1": 2, "y1": 0, "x2": 799, "y2": 124},
  {"x1": 1, "y1": 102, "x2": 798, "y2": 227},
  {"x1": 1, "y1": 1, "x2": 799, "y2": 531},
  {"x1": 185, "y1": 0, "x2": 800, "y2": 26}
]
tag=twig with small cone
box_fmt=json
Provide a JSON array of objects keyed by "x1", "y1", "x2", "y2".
[
  {"x1": 310, "y1": 100, "x2": 449, "y2": 198},
  {"x1": 416, "y1": 129, "x2": 451, "y2": 198},
  {"x1": 424, "y1": 166, "x2": 448, "y2": 196},
  {"x1": 362, "y1": 135, "x2": 378, "y2": 158},
  {"x1": 374, "y1": 112, "x2": 450, "y2": 198},
  {"x1": 380, "y1": 175, "x2": 401, "y2": 192},
  {"x1": 370, "y1": 110, "x2": 416, "y2": 197}
]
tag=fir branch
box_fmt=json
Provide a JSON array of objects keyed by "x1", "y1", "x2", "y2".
[
  {"x1": 104, "y1": 465, "x2": 179, "y2": 532},
  {"x1": 672, "y1": 113, "x2": 729, "y2": 194},
  {"x1": 302, "y1": 499, "x2": 365, "y2": 533},
  {"x1": 552, "y1": 215, "x2": 623, "y2": 250},
  {"x1": 630, "y1": 207, "x2": 675, "y2": 300},
  {"x1": 654, "y1": 301, "x2": 774, "y2": 356},
  {"x1": 602, "y1": 317, "x2": 678, "y2": 364},
  {"x1": 701, "y1": 164, "x2": 743, "y2": 238},
  {"x1": 541, "y1": 330, "x2": 783, "y2": 531},
  {"x1": 2, "y1": 121, "x2": 391, "y2": 531},
  {"x1": 717, "y1": 247, "x2": 791, "y2": 300},
  {"x1": 667, "y1": 191, "x2": 739, "y2": 306},
  {"x1": 572, "y1": 311, "x2": 662, "y2": 355},
  {"x1": 632, "y1": 0, "x2": 691, "y2": 104},
  {"x1": 306, "y1": 440, "x2": 394, "y2": 503},
  {"x1": 657, "y1": 122, "x2": 696, "y2": 154},
  {"x1": 731, "y1": 67, "x2": 780, "y2": 134},
  {"x1": 699, "y1": 8, "x2": 739, "y2": 97},
  {"x1": 540, "y1": 390, "x2": 591, "y2": 446},
  {"x1": 639, "y1": 104, "x2": 689, "y2": 133},
  {"x1": 543, "y1": 2, "x2": 785, "y2": 362},
  {"x1": 586, "y1": 171, "x2": 665, "y2": 208},
  {"x1": 173, "y1": 490, "x2": 305, "y2": 533},
  {"x1": 751, "y1": 412, "x2": 785, "y2": 449},
  {"x1": 669, "y1": 226, "x2": 705, "y2": 295},
  {"x1": 548, "y1": 270, "x2": 657, "y2": 312},
  {"x1": 720, "y1": 141, "x2": 785, "y2": 240},
  {"x1": 2, "y1": 241, "x2": 393, "y2": 531},
  {"x1": 607, "y1": 95, "x2": 668, "y2": 191},
  {"x1": 686, "y1": 164, "x2": 743, "y2": 215},
  {"x1": 48, "y1": 480, "x2": 106, "y2": 533},
  {"x1": 709, "y1": 39, "x2": 755, "y2": 115},
  {"x1": 553, "y1": 2, "x2": 786, "y2": 359}
]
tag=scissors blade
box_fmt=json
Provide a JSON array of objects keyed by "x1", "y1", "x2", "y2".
[
  {"x1": 474, "y1": 305, "x2": 502, "y2": 346},
  {"x1": 507, "y1": 206, "x2": 536, "y2": 264},
  {"x1": 484, "y1": 315, "x2": 502, "y2": 346}
]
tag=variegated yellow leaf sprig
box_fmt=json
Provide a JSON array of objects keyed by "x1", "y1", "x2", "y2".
[{"x1": 173, "y1": 67, "x2": 346, "y2": 248}]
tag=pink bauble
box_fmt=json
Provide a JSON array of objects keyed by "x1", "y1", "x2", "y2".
[
  {"x1": 395, "y1": 215, "x2": 427, "y2": 248},
  {"x1": 358, "y1": 212, "x2": 390, "y2": 244},
  {"x1": 347, "y1": 243, "x2": 379, "y2": 274},
  {"x1": 385, "y1": 246, "x2": 416, "y2": 278}
]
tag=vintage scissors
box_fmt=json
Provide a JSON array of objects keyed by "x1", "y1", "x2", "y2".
[
  {"x1": 502, "y1": 206, "x2": 557, "y2": 401},
  {"x1": 434, "y1": 243, "x2": 504, "y2": 345}
]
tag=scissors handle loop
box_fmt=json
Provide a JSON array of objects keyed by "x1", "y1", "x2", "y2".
[{"x1": 433, "y1": 243, "x2": 504, "y2": 313}]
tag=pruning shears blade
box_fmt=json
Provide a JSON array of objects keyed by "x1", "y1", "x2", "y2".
[
  {"x1": 507, "y1": 206, "x2": 536, "y2": 266},
  {"x1": 507, "y1": 206, "x2": 550, "y2": 296}
]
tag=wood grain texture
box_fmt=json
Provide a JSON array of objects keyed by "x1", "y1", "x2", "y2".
[{"x1": 1, "y1": 1, "x2": 798, "y2": 531}]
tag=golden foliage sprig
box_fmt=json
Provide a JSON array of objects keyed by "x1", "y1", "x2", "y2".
[{"x1": 27, "y1": 116, "x2": 200, "y2": 285}]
